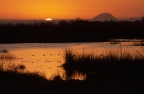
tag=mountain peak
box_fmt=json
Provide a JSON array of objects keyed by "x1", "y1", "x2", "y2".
[{"x1": 92, "y1": 13, "x2": 117, "y2": 21}]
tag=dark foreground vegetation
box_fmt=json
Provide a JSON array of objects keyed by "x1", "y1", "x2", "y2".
[
  {"x1": 1, "y1": 63, "x2": 144, "y2": 94},
  {"x1": 0, "y1": 19, "x2": 144, "y2": 43},
  {"x1": 1, "y1": 48, "x2": 144, "y2": 93},
  {"x1": 62, "y1": 48, "x2": 144, "y2": 80}
]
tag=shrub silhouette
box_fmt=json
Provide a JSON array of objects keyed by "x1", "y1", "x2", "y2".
[{"x1": 0, "y1": 19, "x2": 144, "y2": 43}]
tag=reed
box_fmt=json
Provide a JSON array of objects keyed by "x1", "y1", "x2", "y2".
[
  {"x1": 0, "y1": 63, "x2": 49, "y2": 94},
  {"x1": 0, "y1": 53, "x2": 17, "y2": 60},
  {"x1": 0, "y1": 63, "x2": 47, "y2": 81},
  {"x1": 0, "y1": 49, "x2": 17, "y2": 60},
  {"x1": 62, "y1": 48, "x2": 144, "y2": 80}
]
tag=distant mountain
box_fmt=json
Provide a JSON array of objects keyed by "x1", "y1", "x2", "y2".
[{"x1": 92, "y1": 13, "x2": 117, "y2": 21}]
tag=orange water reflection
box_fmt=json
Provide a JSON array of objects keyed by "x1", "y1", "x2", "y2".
[{"x1": 0, "y1": 42, "x2": 143, "y2": 80}]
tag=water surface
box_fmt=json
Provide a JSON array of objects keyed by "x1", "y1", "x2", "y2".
[{"x1": 0, "y1": 42, "x2": 143, "y2": 80}]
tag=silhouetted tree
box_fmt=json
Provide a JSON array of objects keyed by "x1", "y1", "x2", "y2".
[{"x1": 0, "y1": 20, "x2": 144, "y2": 43}]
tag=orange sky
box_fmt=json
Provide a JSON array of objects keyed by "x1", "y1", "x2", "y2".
[{"x1": 0, "y1": 0, "x2": 144, "y2": 20}]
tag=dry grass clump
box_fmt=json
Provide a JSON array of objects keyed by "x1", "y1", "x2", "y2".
[{"x1": 62, "y1": 48, "x2": 144, "y2": 80}]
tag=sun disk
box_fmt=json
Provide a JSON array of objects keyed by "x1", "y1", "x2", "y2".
[{"x1": 46, "y1": 18, "x2": 52, "y2": 21}]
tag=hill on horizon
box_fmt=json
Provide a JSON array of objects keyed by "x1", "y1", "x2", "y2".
[{"x1": 92, "y1": 13, "x2": 117, "y2": 21}]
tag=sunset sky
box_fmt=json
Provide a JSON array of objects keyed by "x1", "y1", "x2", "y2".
[{"x1": 0, "y1": 0, "x2": 144, "y2": 20}]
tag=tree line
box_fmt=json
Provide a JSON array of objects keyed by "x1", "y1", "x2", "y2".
[{"x1": 0, "y1": 19, "x2": 144, "y2": 43}]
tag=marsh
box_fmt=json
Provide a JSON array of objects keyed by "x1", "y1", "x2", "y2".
[{"x1": 0, "y1": 41, "x2": 143, "y2": 80}]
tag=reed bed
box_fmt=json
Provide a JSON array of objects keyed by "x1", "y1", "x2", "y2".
[
  {"x1": 0, "y1": 49, "x2": 17, "y2": 60},
  {"x1": 62, "y1": 48, "x2": 144, "y2": 80},
  {"x1": 0, "y1": 63, "x2": 49, "y2": 94},
  {"x1": 0, "y1": 63, "x2": 47, "y2": 81},
  {"x1": 0, "y1": 53, "x2": 17, "y2": 60}
]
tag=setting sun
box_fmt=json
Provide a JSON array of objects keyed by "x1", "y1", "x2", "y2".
[
  {"x1": 45, "y1": 18, "x2": 52, "y2": 21},
  {"x1": 0, "y1": 0, "x2": 144, "y2": 93}
]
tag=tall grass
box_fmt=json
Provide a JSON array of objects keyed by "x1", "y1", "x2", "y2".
[
  {"x1": 0, "y1": 63, "x2": 50, "y2": 94},
  {"x1": 62, "y1": 48, "x2": 144, "y2": 80},
  {"x1": 0, "y1": 49, "x2": 17, "y2": 60},
  {"x1": 0, "y1": 63, "x2": 47, "y2": 82}
]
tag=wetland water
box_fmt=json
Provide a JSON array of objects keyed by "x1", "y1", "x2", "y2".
[{"x1": 0, "y1": 42, "x2": 143, "y2": 80}]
